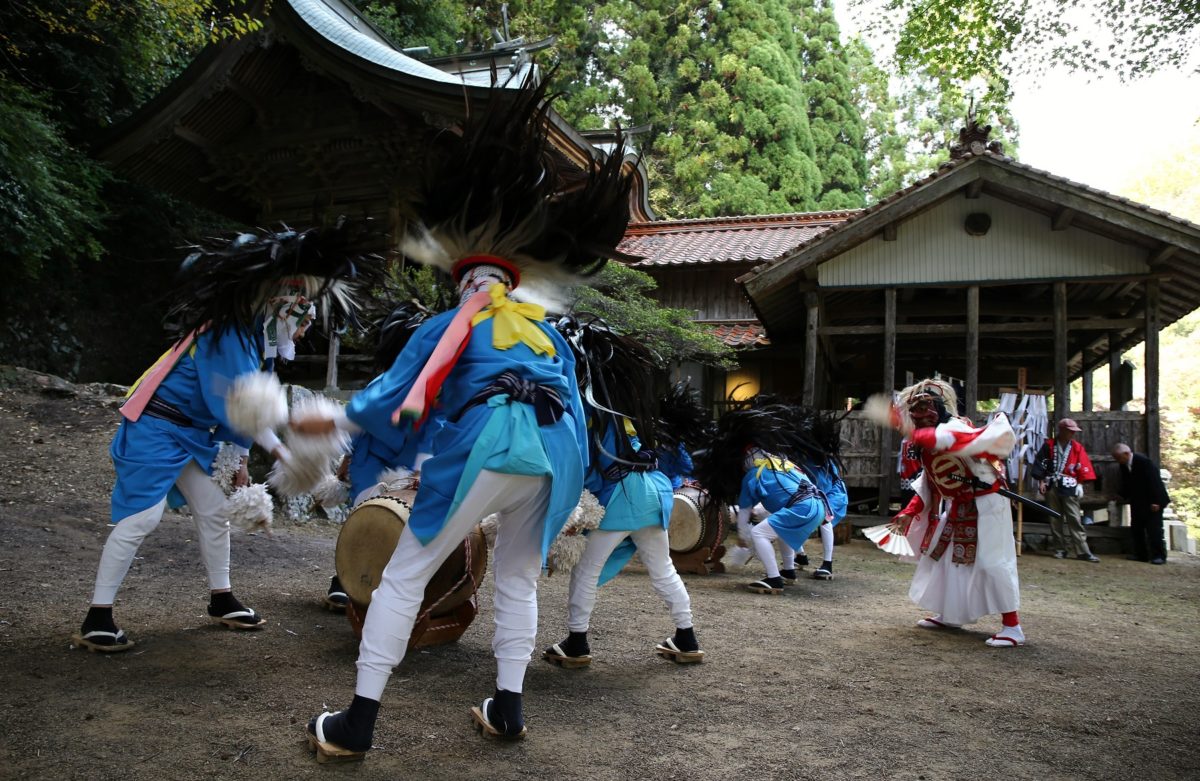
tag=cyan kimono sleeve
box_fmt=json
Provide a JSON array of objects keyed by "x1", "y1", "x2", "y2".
[
  {"x1": 195, "y1": 328, "x2": 261, "y2": 449},
  {"x1": 346, "y1": 313, "x2": 453, "y2": 452},
  {"x1": 548, "y1": 324, "x2": 589, "y2": 474}
]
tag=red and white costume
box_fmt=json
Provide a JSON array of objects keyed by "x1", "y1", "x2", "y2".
[{"x1": 900, "y1": 416, "x2": 1019, "y2": 626}]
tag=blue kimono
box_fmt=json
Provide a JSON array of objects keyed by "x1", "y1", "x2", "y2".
[
  {"x1": 346, "y1": 416, "x2": 441, "y2": 502},
  {"x1": 657, "y1": 443, "x2": 694, "y2": 491},
  {"x1": 737, "y1": 458, "x2": 826, "y2": 551},
  {"x1": 586, "y1": 424, "x2": 674, "y2": 586},
  {"x1": 346, "y1": 307, "x2": 587, "y2": 559},
  {"x1": 807, "y1": 460, "x2": 848, "y2": 526},
  {"x1": 110, "y1": 328, "x2": 260, "y2": 522}
]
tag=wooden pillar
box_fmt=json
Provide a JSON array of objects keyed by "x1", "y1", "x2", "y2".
[
  {"x1": 1108, "y1": 331, "x2": 1122, "y2": 411},
  {"x1": 1053, "y1": 282, "x2": 1069, "y2": 416},
  {"x1": 965, "y1": 285, "x2": 979, "y2": 417},
  {"x1": 879, "y1": 288, "x2": 897, "y2": 516},
  {"x1": 1145, "y1": 279, "x2": 1161, "y2": 462},
  {"x1": 803, "y1": 291, "x2": 819, "y2": 407},
  {"x1": 325, "y1": 331, "x2": 340, "y2": 393},
  {"x1": 1081, "y1": 370, "x2": 1093, "y2": 412}
]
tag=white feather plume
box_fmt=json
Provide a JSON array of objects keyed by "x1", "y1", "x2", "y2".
[
  {"x1": 864, "y1": 393, "x2": 908, "y2": 433},
  {"x1": 224, "y1": 372, "x2": 288, "y2": 439},
  {"x1": 226, "y1": 483, "x2": 274, "y2": 535},
  {"x1": 546, "y1": 490, "x2": 606, "y2": 576},
  {"x1": 210, "y1": 443, "x2": 244, "y2": 495},
  {"x1": 270, "y1": 394, "x2": 351, "y2": 496},
  {"x1": 312, "y1": 474, "x2": 349, "y2": 509}
]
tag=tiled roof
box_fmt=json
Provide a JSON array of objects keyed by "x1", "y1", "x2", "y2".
[
  {"x1": 706, "y1": 320, "x2": 770, "y2": 348},
  {"x1": 741, "y1": 150, "x2": 1200, "y2": 283},
  {"x1": 620, "y1": 212, "x2": 856, "y2": 267}
]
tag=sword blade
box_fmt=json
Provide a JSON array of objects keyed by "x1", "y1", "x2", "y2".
[{"x1": 946, "y1": 473, "x2": 1063, "y2": 519}]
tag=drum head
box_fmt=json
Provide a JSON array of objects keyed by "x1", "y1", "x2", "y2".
[
  {"x1": 668, "y1": 489, "x2": 707, "y2": 554},
  {"x1": 335, "y1": 491, "x2": 415, "y2": 606}
]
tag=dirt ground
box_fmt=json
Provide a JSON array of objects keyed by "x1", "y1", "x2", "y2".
[{"x1": 1, "y1": 368, "x2": 1198, "y2": 781}]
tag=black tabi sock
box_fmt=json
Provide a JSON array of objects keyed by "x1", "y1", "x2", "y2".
[
  {"x1": 82, "y1": 606, "x2": 116, "y2": 634},
  {"x1": 486, "y1": 689, "x2": 524, "y2": 735},
  {"x1": 759, "y1": 576, "x2": 785, "y2": 589},
  {"x1": 313, "y1": 695, "x2": 378, "y2": 752},
  {"x1": 328, "y1": 576, "x2": 345, "y2": 595},
  {"x1": 561, "y1": 631, "x2": 590, "y2": 657},
  {"x1": 207, "y1": 591, "x2": 245, "y2": 617},
  {"x1": 779, "y1": 568, "x2": 798, "y2": 580},
  {"x1": 820, "y1": 561, "x2": 833, "y2": 572},
  {"x1": 672, "y1": 626, "x2": 699, "y2": 653}
]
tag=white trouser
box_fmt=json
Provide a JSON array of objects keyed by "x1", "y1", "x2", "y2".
[
  {"x1": 356, "y1": 470, "x2": 550, "y2": 701},
  {"x1": 91, "y1": 460, "x2": 231, "y2": 605},
  {"x1": 819, "y1": 521, "x2": 834, "y2": 562},
  {"x1": 737, "y1": 506, "x2": 794, "y2": 567},
  {"x1": 566, "y1": 526, "x2": 693, "y2": 632},
  {"x1": 751, "y1": 520, "x2": 784, "y2": 579}
]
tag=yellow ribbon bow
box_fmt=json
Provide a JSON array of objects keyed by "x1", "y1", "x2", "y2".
[
  {"x1": 754, "y1": 455, "x2": 794, "y2": 480},
  {"x1": 471, "y1": 283, "x2": 556, "y2": 356}
]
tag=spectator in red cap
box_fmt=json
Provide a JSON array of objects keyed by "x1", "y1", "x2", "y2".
[{"x1": 1031, "y1": 418, "x2": 1099, "y2": 562}]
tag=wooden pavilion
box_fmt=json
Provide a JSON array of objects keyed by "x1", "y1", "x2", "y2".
[{"x1": 625, "y1": 122, "x2": 1200, "y2": 517}]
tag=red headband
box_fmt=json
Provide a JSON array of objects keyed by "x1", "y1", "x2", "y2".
[{"x1": 451, "y1": 255, "x2": 520, "y2": 288}]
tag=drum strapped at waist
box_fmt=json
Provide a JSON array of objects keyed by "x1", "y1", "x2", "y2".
[
  {"x1": 140, "y1": 396, "x2": 196, "y2": 428},
  {"x1": 454, "y1": 370, "x2": 564, "y2": 426}
]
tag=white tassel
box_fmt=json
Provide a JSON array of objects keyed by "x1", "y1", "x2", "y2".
[
  {"x1": 864, "y1": 393, "x2": 908, "y2": 434},
  {"x1": 226, "y1": 483, "x2": 274, "y2": 535},
  {"x1": 224, "y1": 372, "x2": 288, "y2": 439}
]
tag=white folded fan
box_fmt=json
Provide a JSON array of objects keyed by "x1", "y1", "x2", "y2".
[{"x1": 863, "y1": 524, "x2": 915, "y2": 557}]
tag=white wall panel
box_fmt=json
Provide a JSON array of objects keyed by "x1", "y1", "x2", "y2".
[{"x1": 818, "y1": 194, "x2": 1147, "y2": 287}]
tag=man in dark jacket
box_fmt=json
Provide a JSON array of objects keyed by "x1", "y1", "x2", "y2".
[{"x1": 1111, "y1": 443, "x2": 1171, "y2": 564}]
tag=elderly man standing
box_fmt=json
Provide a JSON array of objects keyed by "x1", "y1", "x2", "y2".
[
  {"x1": 1111, "y1": 443, "x2": 1171, "y2": 565},
  {"x1": 1032, "y1": 419, "x2": 1100, "y2": 562}
]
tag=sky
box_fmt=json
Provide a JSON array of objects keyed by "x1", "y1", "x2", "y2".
[{"x1": 834, "y1": 2, "x2": 1200, "y2": 199}]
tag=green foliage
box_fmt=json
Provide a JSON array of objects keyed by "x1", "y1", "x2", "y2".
[
  {"x1": 0, "y1": 78, "x2": 108, "y2": 276},
  {"x1": 353, "y1": 1, "x2": 467, "y2": 54},
  {"x1": 571, "y1": 263, "x2": 737, "y2": 369},
  {"x1": 866, "y1": 0, "x2": 1200, "y2": 106}
]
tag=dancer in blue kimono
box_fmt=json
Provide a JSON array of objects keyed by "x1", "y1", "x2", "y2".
[
  {"x1": 543, "y1": 330, "x2": 702, "y2": 667},
  {"x1": 693, "y1": 405, "x2": 828, "y2": 595},
  {"x1": 73, "y1": 221, "x2": 382, "y2": 652},
  {"x1": 302, "y1": 74, "x2": 637, "y2": 761}
]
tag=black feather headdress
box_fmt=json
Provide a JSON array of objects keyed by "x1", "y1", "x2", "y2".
[
  {"x1": 555, "y1": 314, "x2": 661, "y2": 460},
  {"x1": 656, "y1": 381, "x2": 714, "y2": 452},
  {"x1": 373, "y1": 301, "x2": 435, "y2": 373},
  {"x1": 691, "y1": 406, "x2": 797, "y2": 507},
  {"x1": 400, "y1": 69, "x2": 638, "y2": 309},
  {"x1": 745, "y1": 398, "x2": 845, "y2": 473},
  {"x1": 167, "y1": 216, "x2": 386, "y2": 339}
]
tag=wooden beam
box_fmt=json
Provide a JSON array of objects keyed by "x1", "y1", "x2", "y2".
[
  {"x1": 803, "y1": 291, "x2": 819, "y2": 407},
  {"x1": 173, "y1": 124, "x2": 217, "y2": 151},
  {"x1": 880, "y1": 289, "x2": 896, "y2": 516},
  {"x1": 1081, "y1": 369, "x2": 1093, "y2": 412},
  {"x1": 1148, "y1": 244, "x2": 1177, "y2": 264},
  {"x1": 1108, "y1": 332, "x2": 1122, "y2": 411},
  {"x1": 1054, "y1": 282, "x2": 1069, "y2": 415},
  {"x1": 965, "y1": 178, "x2": 984, "y2": 199},
  {"x1": 819, "y1": 317, "x2": 1143, "y2": 336},
  {"x1": 1145, "y1": 280, "x2": 1161, "y2": 462},
  {"x1": 882, "y1": 222, "x2": 897, "y2": 241},
  {"x1": 226, "y1": 76, "x2": 268, "y2": 125},
  {"x1": 1051, "y1": 207, "x2": 1077, "y2": 231},
  {"x1": 966, "y1": 286, "x2": 979, "y2": 415}
]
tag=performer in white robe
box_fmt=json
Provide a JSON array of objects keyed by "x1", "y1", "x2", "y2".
[{"x1": 890, "y1": 379, "x2": 1026, "y2": 648}]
